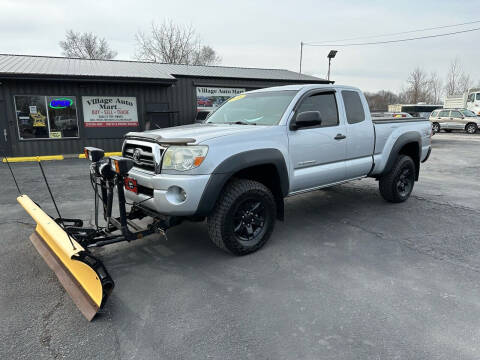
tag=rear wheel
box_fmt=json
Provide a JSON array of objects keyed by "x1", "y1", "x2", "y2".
[
  {"x1": 207, "y1": 179, "x2": 276, "y2": 255},
  {"x1": 379, "y1": 155, "x2": 416, "y2": 203},
  {"x1": 465, "y1": 123, "x2": 478, "y2": 134},
  {"x1": 432, "y1": 122, "x2": 440, "y2": 134}
]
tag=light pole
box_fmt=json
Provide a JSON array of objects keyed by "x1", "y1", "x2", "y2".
[
  {"x1": 299, "y1": 42, "x2": 304, "y2": 74},
  {"x1": 327, "y1": 50, "x2": 338, "y2": 81}
]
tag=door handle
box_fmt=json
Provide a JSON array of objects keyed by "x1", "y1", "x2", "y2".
[
  {"x1": 334, "y1": 134, "x2": 346, "y2": 140},
  {"x1": 3, "y1": 129, "x2": 6, "y2": 143}
]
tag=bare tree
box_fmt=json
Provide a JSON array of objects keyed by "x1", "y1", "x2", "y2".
[
  {"x1": 458, "y1": 73, "x2": 472, "y2": 94},
  {"x1": 135, "y1": 21, "x2": 221, "y2": 65},
  {"x1": 364, "y1": 90, "x2": 399, "y2": 111},
  {"x1": 59, "y1": 30, "x2": 117, "y2": 60},
  {"x1": 445, "y1": 58, "x2": 471, "y2": 95},
  {"x1": 428, "y1": 72, "x2": 443, "y2": 104},
  {"x1": 404, "y1": 67, "x2": 429, "y2": 104}
]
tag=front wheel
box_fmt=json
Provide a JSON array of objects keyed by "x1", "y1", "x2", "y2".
[
  {"x1": 465, "y1": 123, "x2": 478, "y2": 134},
  {"x1": 379, "y1": 155, "x2": 416, "y2": 203},
  {"x1": 207, "y1": 179, "x2": 276, "y2": 255}
]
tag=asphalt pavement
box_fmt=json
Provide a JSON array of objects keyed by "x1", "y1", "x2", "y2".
[{"x1": 1, "y1": 132, "x2": 480, "y2": 359}]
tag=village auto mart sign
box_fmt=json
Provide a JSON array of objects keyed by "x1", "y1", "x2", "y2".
[{"x1": 82, "y1": 96, "x2": 138, "y2": 127}]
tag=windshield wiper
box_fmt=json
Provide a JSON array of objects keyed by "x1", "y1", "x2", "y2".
[{"x1": 226, "y1": 121, "x2": 256, "y2": 125}]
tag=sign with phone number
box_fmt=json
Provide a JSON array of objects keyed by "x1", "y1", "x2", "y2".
[{"x1": 82, "y1": 96, "x2": 138, "y2": 128}]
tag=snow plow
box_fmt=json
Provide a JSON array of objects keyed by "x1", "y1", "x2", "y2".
[{"x1": 9, "y1": 148, "x2": 174, "y2": 320}]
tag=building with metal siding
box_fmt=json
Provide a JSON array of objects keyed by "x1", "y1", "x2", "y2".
[{"x1": 0, "y1": 54, "x2": 327, "y2": 156}]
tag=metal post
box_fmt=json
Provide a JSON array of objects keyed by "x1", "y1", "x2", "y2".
[
  {"x1": 299, "y1": 42, "x2": 303, "y2": 74},
  {"x1": 327, "y1": 57, "x2": 331, "y2": 81}
]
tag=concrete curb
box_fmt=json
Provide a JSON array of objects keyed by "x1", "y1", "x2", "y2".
[{"x1": 3, "y1": 152, "x2": 121, "y2": 163}]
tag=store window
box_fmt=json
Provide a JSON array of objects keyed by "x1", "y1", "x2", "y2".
[{"x1": 14, "y1": 95, "x2": 79, "y2": 139}]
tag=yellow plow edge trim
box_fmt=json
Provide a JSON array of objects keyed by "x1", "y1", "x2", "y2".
[{"x1": 17, "y1": 195, "x2": 104, "y2": 310}]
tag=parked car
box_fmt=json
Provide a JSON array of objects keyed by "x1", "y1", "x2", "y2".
[
  {"x1": 430, "y1": 108, "x2": 480, "y2": 134},
  {"x1": 121, "y1": 84, "x2": 432, "y2": 255}
]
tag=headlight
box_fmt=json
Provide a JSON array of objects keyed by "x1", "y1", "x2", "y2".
[{"x1": 162, "y1": 146, "x2": 208, "y2": 172}]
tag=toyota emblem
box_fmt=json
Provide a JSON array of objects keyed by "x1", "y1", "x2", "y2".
[{"x1": 132, "y1": 148, "x2": 142, "y2": 163}]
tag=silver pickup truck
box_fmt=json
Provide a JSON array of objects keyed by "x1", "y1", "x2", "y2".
[{"x1": 122, "y1": 84, "x2": 432, "y2": 255}]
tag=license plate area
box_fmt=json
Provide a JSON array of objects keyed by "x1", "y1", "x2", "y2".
[{"x1": 124, "y1": 177, "x2": 138, "y2": 194}]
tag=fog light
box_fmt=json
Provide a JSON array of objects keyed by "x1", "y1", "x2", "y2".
[{"x1": 165, "y1": 186, "x2": 187, "y2": 204}]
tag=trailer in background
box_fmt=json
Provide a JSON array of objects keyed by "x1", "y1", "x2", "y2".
[
  {"x1": 388, "y1": 104, "x2": 443, "y2": 118},
  {"x1": 444, "y1": 88, "x2": 480, "y2": 115}
]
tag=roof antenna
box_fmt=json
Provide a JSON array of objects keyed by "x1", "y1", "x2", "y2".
[
  {"x1": 2, "y1": 149, "x2": 21, "y2": 195},
  {"x1": 37, "y1": 159, "x2": 76, "y2": 251}
]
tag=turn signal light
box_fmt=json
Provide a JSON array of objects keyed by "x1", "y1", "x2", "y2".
[
  {"x1": 193, "y1": 156, "x2": 205, "y2": 167},
  {"x1": 110, "y1": 156, "x2": 134, "y2": 175},
  {"x1": 83, "y1": 147, "x2": 105, "y2": 162}
]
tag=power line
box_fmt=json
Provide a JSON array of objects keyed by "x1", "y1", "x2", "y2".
[
  {"x1": 303, "y1": 27, "x2": 480, "y2": 47},
  {"x1": 303, "y1": 19, "x2": 480, "y2": 45}
]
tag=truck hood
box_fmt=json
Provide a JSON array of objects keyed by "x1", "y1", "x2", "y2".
[{"x1": 130, "y1": 123, "x2": 269, "y2": 144}]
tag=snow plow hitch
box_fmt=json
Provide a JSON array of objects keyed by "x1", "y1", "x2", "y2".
[{"x1": 9, "y1": 147, "x2": 173, "y2": 321}]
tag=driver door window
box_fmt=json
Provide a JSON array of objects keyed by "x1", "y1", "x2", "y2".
[{"x1": 296, "y1": 92, "x2": 339, "y2": 127}]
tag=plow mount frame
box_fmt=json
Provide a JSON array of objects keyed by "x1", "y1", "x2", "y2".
[{"x1": 13, "y1": 148, "x2": 177, "y2": 321}]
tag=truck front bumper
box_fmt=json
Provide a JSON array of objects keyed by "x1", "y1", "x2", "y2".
[{"x1": 124, "y1": 169, "x2": 211, "y2": 216}]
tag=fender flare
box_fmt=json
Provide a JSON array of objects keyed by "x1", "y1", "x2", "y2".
[
  {"x1": 381, "y1": 131, "x2": 421, "y2": 179},
  {"x1": 195, "y1": 149, "x2": 289, "y2": 216}
]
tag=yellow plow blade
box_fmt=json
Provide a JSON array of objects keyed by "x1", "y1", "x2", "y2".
[{"x1": 17, "y1": 195, "x2": 114, "y2": 321}]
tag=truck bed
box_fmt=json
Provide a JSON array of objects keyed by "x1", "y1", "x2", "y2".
[{"x1": 372, "y1": 117, "x2": 427, "y2": 124}]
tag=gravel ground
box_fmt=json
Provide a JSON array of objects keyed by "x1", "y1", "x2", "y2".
[{"x1": 1, "y1": 132, "x2": 480, "y2": 359}]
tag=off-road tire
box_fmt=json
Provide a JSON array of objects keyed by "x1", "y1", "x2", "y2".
[
  {"x1": 207, "y1": 179, "x2": 276, "y2": 255},
  {"x1": 379, "y1": 155, "x2": 416, "y2": 203},
  {"x1": 465, "y1": 123, "x2": 478, "y2": 134}
]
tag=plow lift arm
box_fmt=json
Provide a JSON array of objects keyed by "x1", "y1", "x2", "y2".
[{"x1": 15, "y1": 147, "x2": 173, "y2": 321}]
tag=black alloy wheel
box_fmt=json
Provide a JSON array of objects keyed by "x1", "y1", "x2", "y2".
[
  {"x1": 396, "y1": 167, "x2": 414, "y2": 198},
  {"x1": 232, "y1": 198, "x2": 267, "y2": 243}
]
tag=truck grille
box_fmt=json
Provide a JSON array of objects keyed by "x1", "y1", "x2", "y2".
[{"x1": 123, "y1": 143, "x2": 160, "y2": 173}]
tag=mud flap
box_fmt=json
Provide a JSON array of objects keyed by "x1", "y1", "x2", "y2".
[{"x1": 17, "y1": 195, "x2": 114, "y2": 321}]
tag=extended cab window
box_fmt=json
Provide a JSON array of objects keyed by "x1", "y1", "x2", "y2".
[
  {"x1": 341, "y1": 90, "x2": 365, "y2": 124},
  {"x1": 296, "y1": 92, "x2": 338, "y2": 127}
]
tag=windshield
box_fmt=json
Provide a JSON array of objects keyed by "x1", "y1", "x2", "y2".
[
  {"x1": 206, "y1": 90, "x2": 297, "y2": 126},
  {"x1": 461, "y1": 109, "x2": 477, "y2": 117}
]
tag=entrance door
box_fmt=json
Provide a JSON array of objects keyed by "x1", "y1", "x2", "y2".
[
  {"x1": 288, "y1": 91, "x2": 347, "y2": 192},
  {"x1": 0, "y1": 101, "x2": 10, "y2": 156}
]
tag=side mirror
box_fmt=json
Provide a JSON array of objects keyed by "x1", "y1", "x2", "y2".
[{"x1": 292, "y1": 111, "x2": 322, "y2": 130}]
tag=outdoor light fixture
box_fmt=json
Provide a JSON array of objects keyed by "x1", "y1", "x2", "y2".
[
  {"x1": 327, "y1": 50, "x2": 338, "y2": 59},
  {"x1": 327, "y1": 50, "x2": 338, "y2": 81}
]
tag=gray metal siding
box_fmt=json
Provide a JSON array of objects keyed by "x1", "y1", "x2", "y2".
[{"x1": 2, "y1": 76, "x2": 327, "y2": 156}]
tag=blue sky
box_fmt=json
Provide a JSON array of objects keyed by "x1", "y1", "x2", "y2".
[{"x1": 1, "y1": 0, "x2": 479, "y2": 93}]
